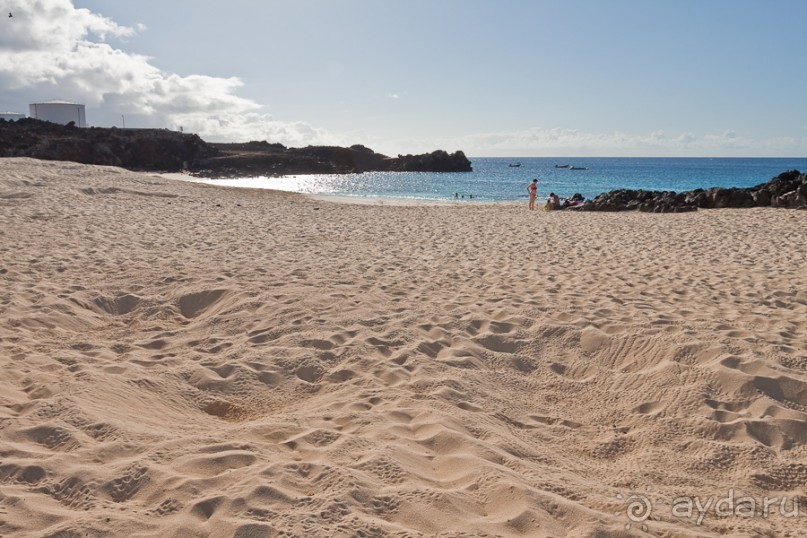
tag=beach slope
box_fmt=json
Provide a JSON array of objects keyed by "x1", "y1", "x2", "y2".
[{"x1": 1, "y1": 158, "x2": 805, "y2": 537}]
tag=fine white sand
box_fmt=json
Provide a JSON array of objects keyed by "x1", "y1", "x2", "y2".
[{"x1": 1, "y1": 157, "x2": 805, "y2": 537}]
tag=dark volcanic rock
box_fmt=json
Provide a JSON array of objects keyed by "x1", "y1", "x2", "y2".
[
  {"x1": 577, "y1": 169, "x2": 806, "y2": 212},
  {"x1": 577, "y1": 189, "x2": 695, "y2": 213},
  {"x1": 194, "y1": 144, "x2": 472, "y2": 177},
  {"x1": 386, "y1": 150, "x2": 473, "y2": 172},
  {"x1": 193, "y1": 143, "x2": 384, "y2": 177},
  {"x1": 0, "y1": 118, "x2": 215, "y2": 171},
  {"x1": 0, "y1": 118, "x2": 472, "y2": 176},
  {"x1": 758, "y1": 169, "x2": 807, "y2": 208}
]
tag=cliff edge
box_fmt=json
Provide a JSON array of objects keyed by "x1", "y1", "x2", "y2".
[{"x1": 0, "y1": 119, "x2": 472, "y2": 176}]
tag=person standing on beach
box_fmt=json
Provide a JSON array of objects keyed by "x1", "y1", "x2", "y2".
[{"x1": 527, "y1": 179, "x2": 538, "y2": 210}]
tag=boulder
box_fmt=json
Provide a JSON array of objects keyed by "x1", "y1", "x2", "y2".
[{"x1": 705, "y1": 187, "x2": 756, "y2": 209}]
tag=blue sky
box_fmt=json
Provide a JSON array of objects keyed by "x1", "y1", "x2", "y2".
[{"x1": 2, "y1": 0, "x2": 806, "y2": 156}]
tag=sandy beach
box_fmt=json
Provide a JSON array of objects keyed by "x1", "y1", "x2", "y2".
[{"x1": 1, "y1": 157, "x2": 805, "y2": 537}]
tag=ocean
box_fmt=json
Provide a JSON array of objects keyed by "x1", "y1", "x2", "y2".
[{"x1": 194, "y1": 157, "x2": 807, "y2": 203}]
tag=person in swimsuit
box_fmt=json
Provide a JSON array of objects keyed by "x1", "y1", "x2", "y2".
[{"x1": 527, "y1": 179, "x2": 538, "y2": 210}]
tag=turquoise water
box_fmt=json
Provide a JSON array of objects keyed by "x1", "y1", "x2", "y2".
[{"x1": 196, "y1": 157, "x2": 806, "y2": 202}]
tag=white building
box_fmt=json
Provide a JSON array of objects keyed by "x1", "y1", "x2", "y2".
[
  {"x1": 29, "y1": 100, "x2": 86, "y2": 127},
  {"x1": 0, "y1": 112, "x2": 25, "y2": 121}
]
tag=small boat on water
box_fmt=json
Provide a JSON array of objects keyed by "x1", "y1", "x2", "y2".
[
  {"x1": 554, "y1": 164, "x2": 570, "y2": 168},
  {"x1": 508, "y1": 162, "x2": 522, "y2": 167},
  {"x1": 570, "y1": 166, "x2": 588, "y2": 170}
]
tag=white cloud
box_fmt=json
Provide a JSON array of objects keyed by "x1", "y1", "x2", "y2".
[
  {"x1": 0, "y1": 0, "x2": 333, "y2": 145},
  {"x1": 372, "y1": 127, "x2": 807, "y2": 158},
  {"x1": 1, "y1": 1, "x2": 804, "y2": 157},
  {"x1": 674, "y1": 133, "x2": 696, "y2": 145}
]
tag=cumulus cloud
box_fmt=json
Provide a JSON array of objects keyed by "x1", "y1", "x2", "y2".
[
  {"x1": 2, "y1": 1, "x2": 804, "y2": 156},
  {"x1": 0, "y1": 0, "x2": 330, "y2": 144}
]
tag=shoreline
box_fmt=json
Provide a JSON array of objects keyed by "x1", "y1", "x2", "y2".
[
  {"x1": 160, "y1": 171, "x2": 520, "y2": 206},
  {"x1": 160, "y1": 162, "x2": 807, "y2": 211}
]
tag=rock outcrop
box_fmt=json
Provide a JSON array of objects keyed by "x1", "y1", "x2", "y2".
[
  {"x1": 0, "y1": 118, "x2": 214, "y2": 171},
  {"x1": 576, "y1": 170, "x2": 807, "y2": 212},
  {"x1": 0, "y1": 119, "x2": 472, "y2": 175},
  {"x1": 385, "y1": 150, "x2": 473, "y2": 172},
  {"x1": 195, "y1": 143, "x2": 472, "y2": 177},
  {"x1": 574, "y1": 189, "x2": 696, "y2": 213}
]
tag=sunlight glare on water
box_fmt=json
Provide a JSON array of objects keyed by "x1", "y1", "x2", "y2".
[{"x1": 192, "y1": 158, "x2": 807, "y2": 203}]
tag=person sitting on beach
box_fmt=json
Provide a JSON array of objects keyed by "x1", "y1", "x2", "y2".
[
  {"x1": 562, "y1": 193, "x2": 581, "y2": 207},
  {"x1": 527, "y1": 179, "x2": 538, "y2": 210},
  {"x1": 546, "y1": 192, "x2": 560, "y2": 210}
]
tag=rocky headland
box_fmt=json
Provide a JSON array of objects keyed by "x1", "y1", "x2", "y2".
[
  {"x1": 3, "y1": 118, "x2": 803, "y2": 210},
  {"x1": 0, "y1": 118, "x2": 472, "y2": 176}
]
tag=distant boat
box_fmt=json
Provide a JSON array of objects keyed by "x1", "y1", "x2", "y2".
[
  {"x1": 508, "y1": 162, "x2": 522, "y2": 167},
  {"x1": 570, "y1": 166, "x2": 588, "y2": 170},
  {"x1": 554, "y1": 164, "x2": 570, "y2": 168}
]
